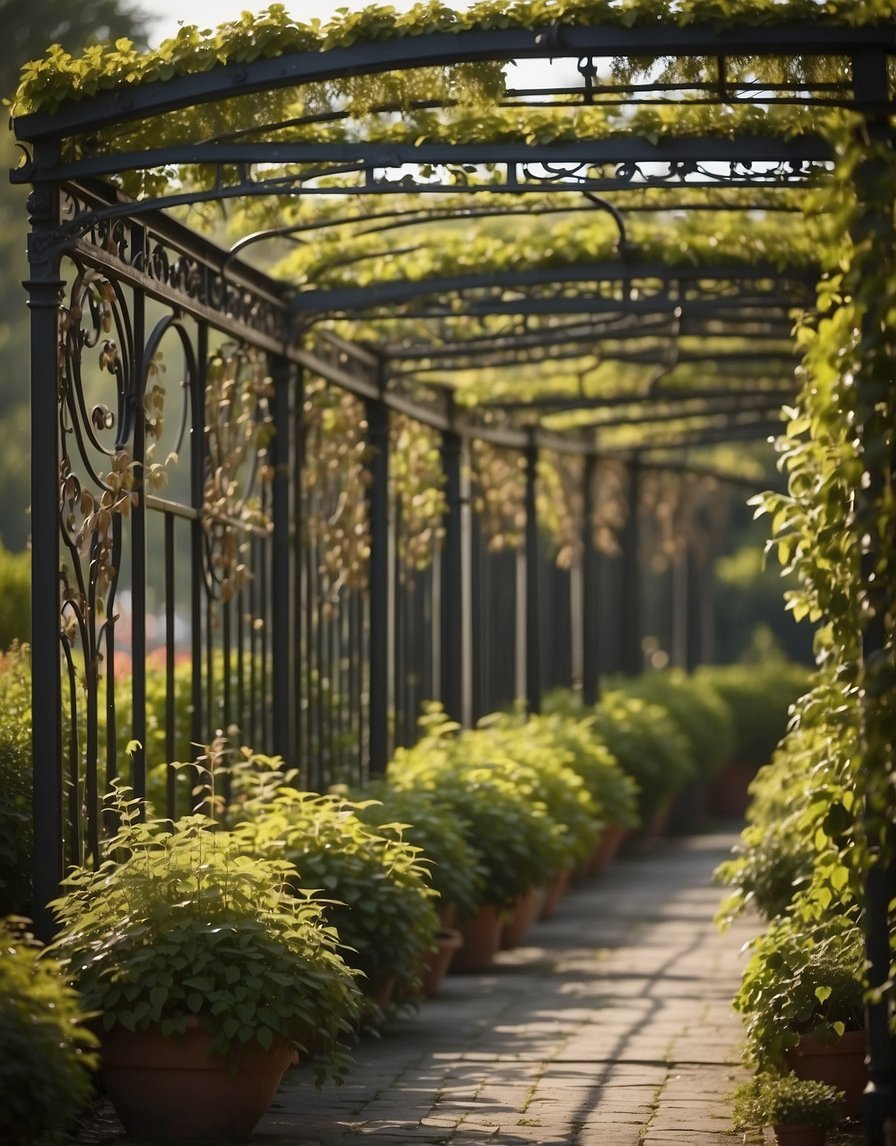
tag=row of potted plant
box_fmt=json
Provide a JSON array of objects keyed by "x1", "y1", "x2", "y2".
[{"x1": 1, "y1": 654, "x2": 811, "y2": 1142}]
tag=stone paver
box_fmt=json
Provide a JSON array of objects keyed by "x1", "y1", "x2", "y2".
[{"x1": 251, "y1": 829, "x2": 758, "y2": 1146}]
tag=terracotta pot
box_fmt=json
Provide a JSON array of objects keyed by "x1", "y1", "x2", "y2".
[
  {"x1": 786, "y1": 1028, "x2": 867, "y2": 1119},
  {"x1": 438, "y1": 902, "x2": 457, "y2": 930},
  {"x1": 101, "y1": 1019, "x2": 297, "y2": 1140},
  {"x1": 707, "y1": 759, "x2": 758, "y2": 817},
  {"x1": 366, "y1": 977, "x2": 396, "y2": 1008},
  {"x1": 540, "y1": 869, "x2": 572, "y2": 921},
  {"x1": 421, "y1": 927, "x2": 463, "y2": 996},
  {"x1": 773, "y1": 1123, "x2": 827, "y2": 1146},
  {"x1": 501, "y1": 888, "x2": 543, "y2": 949},
  {"x1": 451, "y1": 903, "x2": 504, "y2": 973},
  {"x1": 586, "y1": 823, "x2": 626, "y2": 878}
]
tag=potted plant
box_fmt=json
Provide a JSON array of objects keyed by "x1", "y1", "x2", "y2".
[
  {"x1": 229, "y1": 774, "x2": 440, "y2": 1019},
  {"x1": 541, "y1": 692, "x2": 641, "y2": 873},
  {"x1": 734, "y1": 915, "x2": 866, "y2": 1117},
  {"x1": 590, "y1": 689, "x2": 695, "y2": 840},
  {"x1": 47, "y1": 791, "x2": 363, "y2": 1141},
  {"x1": 354, "y1": 779, "x2": 483, "y2": 927},
  {"x1": 353, "y1": 781, "x2": 483, "y2": 994},
  {"x1": 0, "y1": 917, "x2": 98, "y2": 1145},
  {"x1": 471, "y1": 711, "x2": 604, "y2": 919},
  {"x1": 387, "y1": 714, "x2": 566, "y2": 971},
  {"x1": 732, "y1": 1073, "x2": 845, "y2": 1145}
]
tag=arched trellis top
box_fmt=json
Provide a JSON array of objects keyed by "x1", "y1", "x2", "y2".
[
  {"x1": 12, "y1": 6, "x2": 894, "y2": 457},
  {"x1": 12, "y1": 18, "x2": 896, "y2": 144}
]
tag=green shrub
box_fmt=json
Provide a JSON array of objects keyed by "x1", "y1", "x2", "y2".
[
  {"x1": 231, "y1": 775, "x2": 439, "y2": 1005},
  {"x1": 0, "y1": 918, "x2": 98, "y2": 1145},
  {"x1": 590, "y1": 690, "x2": 695, "y2": 824},
  {"x1": 715, "y1": 671, "x2": 861, "y2": 927},
  {"x1": 0, "y1": 644, "x2": 32, "y2": 916},
  {"x1": 49, "y1": 796, "x2": 362, "y2": 1079},
  {"x1": 696, "y1": 660, "x2": 810, "y2": 766},
  {"x1": 732, "y1": 1073, "x2": 845, "y2": 1131},
  {"x1": 471, "y1": 711, "x2": 603, "y2": 869},
  {"x1": 387, "y1": 711, "x2": 567, "y2": 912},
  {"x1": 608, "y1": 669, "x2": 735, "y2": 781},
  {"x1": 0, "y1": 543, "x2": 30, "y2": 650},
  {"x1": 541, "y1": 694, "x2": 640, "y2": 830},
  {"x1": 354, "y1": 780, "x2": 484, "y2": 921},
  {"x1": 734, "y1": 914, "x2": 865, "y2": 1071}
]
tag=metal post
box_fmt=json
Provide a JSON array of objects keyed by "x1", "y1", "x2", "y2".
[
  {"x1": 25, "y1": 168, "x2": 64, "y2": 939},
  {"x1": 582, "y1": 452, "x2": 600, "y2": 705},
  {"x1": 365, "y1": 382, "x2": 390, "y2": 775},
  {"x1": 685, "y1": 545, "x2": 704, "y2": 670},
  {"x1": 270, "y1": 355, "x2": 295, "y2": 760},
  {"x1": 620, "y1": 456, "x2": 642, "y2": 677},
  {"x1": 440, "y1": 402, "x2": 464, "y2": 725},
  {"x1": 851, "y1": 48, "x2": 896, "y2": 1146},
  {"x1": 524, "y1": 432, "x2": 541, "y2": 714},
  {"x1": 129, "y1": 261, "x2": 147, "y2": 806}
]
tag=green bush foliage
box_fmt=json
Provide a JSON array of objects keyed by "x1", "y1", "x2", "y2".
[
  {"x1": 354, "y1": 780, "x2": 484, "y2": 921},
  {"x1": 733, "y1": 913, "x2": 865, "y2": 1071},
  {"x1": 386, "y1": 710, "x2": 568, "y2": 912},
  {"x1": 590, "y1": 690, "x2": 695, "y2": 825},
  {"x1": 0, "y1": 543, "x2": 30, "y2": 651},
  {"x1": 230, "y1": 772, "x2": 439, "y2": 1005},
  {"x1": 0, "y1": 644, "x2": 33, "y2": 916},
  {"x1": 0, "y1": 918, "x2": 98, "y2": 1145},
  {"x1": 470, "y1": 711, "x2": 604, "y2": 869},
  {"x1": 732, "y1": 1073, "x2": 845, "y2": 1131},
  {"x1": 696, "y1": 660, "x2": 810, "y2": 766},
  {"x1": 715, "y1": 670, "x2": 861, "y2": 927},
  {"x1": 532, "y1": 702, "x2": 641, "y2": 830},
  {"x1": 607, "y1": 669, "x2": 735, "y2": 781},
  {"x1": 49, "y1": 793, "x2": 362, "y2": 1079}
]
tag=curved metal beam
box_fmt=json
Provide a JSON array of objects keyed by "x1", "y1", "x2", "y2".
[{"x1": 15, "y1": 21, "x2": 894, "y2": 143}]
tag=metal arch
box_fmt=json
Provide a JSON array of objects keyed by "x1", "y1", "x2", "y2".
[
  {"x1": 289, "y1": 258, "x2": 817, "y2": 316},
  {"x1": 14, "y1": 21, "x2": 896, "y2": 143}
]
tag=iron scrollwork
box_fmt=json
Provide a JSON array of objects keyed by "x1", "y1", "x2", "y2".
[{"x1": 202, "y1": 343, "x2": 275, "y2": 605}]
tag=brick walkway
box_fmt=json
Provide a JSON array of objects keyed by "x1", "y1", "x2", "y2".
[{"x1": 250, "y1": 828, "x2": 759, "y2": 1146}]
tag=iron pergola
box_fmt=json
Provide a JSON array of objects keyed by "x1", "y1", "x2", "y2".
[{"x1": 11, "y1": 7, "x2": 896, "y2": 1140}]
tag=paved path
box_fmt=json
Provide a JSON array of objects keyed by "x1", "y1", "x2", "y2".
[{"x1": 252, "y1": 828, "x2": 759, "y2": 1146}]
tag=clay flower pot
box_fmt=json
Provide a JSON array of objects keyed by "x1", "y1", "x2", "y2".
[
  {"x1": 540, "y1": 869, "x2": 572, "y2": 921},
  {"x1": 501, "y1": 888, "x2": 544, "y2": 949},
  {"x1": 101, "y1": 1019, "x2": 297, "y2": 1140},
  {"x1": 585, "y1": 823, "x2": 627, "y2": 878},
  {"x1": 773, "y1": 1123, "x2": 827, "y2": 1146},
  {"x1": 451, "y1": 903, "x2": 504, "y2": 973},
  {"x1": 421, "y1": 928, "x2": 464, "y2": 996},
  {"x1": 786, "y1": 1029, "x2": 867, "y2": 1119}
]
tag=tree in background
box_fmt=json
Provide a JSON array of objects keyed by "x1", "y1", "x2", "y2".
[{"x1": 0, "y1": 0, "x2": 148, "y2": 552}]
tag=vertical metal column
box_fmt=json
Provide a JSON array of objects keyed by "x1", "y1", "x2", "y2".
[
  {"x1": 129, "y1": 255, "x2": 147, "y2": 806},
  {"x1": 524, "y1": 432, "x2": 541, "y2": 714},
  {"x1": 685, "y1": 546, "x2": 704, "y2": 671},
  {"x1": 25, "y1": 169, "x2": 63, "y2": 940},
  {"x1": 189, "y1": 324, "x2": 208, "y2": 777},
  {"x1": 365, "y1": 385, "x2": 390, "y2": 776},
  {"x1": 582, "y1": 452, "x2": 600, "y2": 705},
  {"x1": 440, "y1": 405, "x2": 465, "y2": 725},
  {"x1": 851, "y1": 47, "x2": 896, "y2": 1146},
  {"x1": 671, "y1": 548, "x2": 688, "y2": 670},
  {"x1": 620, "y1": 456, "x2": 642, "y2": 677},
  {"x1": 270, "y1": 355, "x2": 295, "y2": 760}
]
